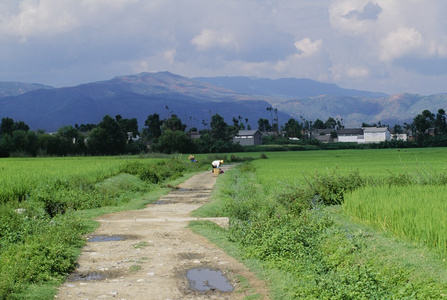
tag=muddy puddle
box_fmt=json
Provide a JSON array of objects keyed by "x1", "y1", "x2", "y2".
[
  {"x1": 68, "y1": 270, "x2": 123, "y2": 282},
  {"x1": 154, "y1": 200, "x2": 171, "y2": 205},
  {"x1": 186, "y1": 268, "x2": 234, "y2": 292},
  {"x1": 86, "y1": 234, "x2": 137, "y2": 242}
]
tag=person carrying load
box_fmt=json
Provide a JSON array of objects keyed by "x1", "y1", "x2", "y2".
[
  {"x1": 211, "y1": 160, "x2": 224, "y2": 175},
  {"x1": 211, "y1": 159, "x2": 224, "y2": 169}
]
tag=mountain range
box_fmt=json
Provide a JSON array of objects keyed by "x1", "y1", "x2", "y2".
[{"x1": 0, "y1": 71, "x2": 445, "y2": 132}]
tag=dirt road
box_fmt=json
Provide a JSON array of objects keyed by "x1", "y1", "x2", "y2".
[{"x1": 56, "y1": 166, "x2": 269, "y2": 300}]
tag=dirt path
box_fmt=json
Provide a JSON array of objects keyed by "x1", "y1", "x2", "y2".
[{"x1": 56, "y1": 166, "x2": 269, "y2": 300}]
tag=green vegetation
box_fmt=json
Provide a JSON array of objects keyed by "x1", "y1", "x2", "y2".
[
  {"x1": 344, "y1": 185, "x2": 447, "y2": 256},
  {"x1": 2, "y1": 107, "x2": 447, "y2": 157},
  {"x1": 191, "y1": 148, "x2": 447, "y2": 299},
  {"x1": 2, "y1": 148, "x2": 447, "y2": 299},
  {"x1": 0, "y1": 155, "x2": 207, "y2": 299}
]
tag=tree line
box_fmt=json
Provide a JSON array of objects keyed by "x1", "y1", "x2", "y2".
[
  {"x1": 0, "y1": 108, "x2": 446, "y2": 157},
  {"x1": 0, "y1": 112, "x2": 244, "y2": 157}
]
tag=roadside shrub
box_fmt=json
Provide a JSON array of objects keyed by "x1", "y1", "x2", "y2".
[
  {"x1": 386, "y1": 164, "x2": 447, "y2": 186},
  {"x1": 152, "y1": 159, "x2": 186, "y2": 181},
  {"x1": 228, "y1": 153, "x2": 255, "y2": 163},
  {"x1": 275, "y1": 187, "x2": 315, "y2": 216},
  {"x1": 119, "y1": 161, "x2": 160, "y2": 183},
  {"x1": 305, "y1": 170, "x2": 365, "y2": 205},
  {"x1": 232, "y1": 210, "x2": 333, "y2": 262},
  {"x1": 28, "y1": 183, "x2": 104, "y2": 217},
  {"x1": 0, "y1": 213, "x2": 88, "y2": 298},
  {"x1": 0, "y1": 204, "x2": 47, "y2": 249},
  {"x1": 120, "y1": 159, "x2": 192, "y2": 183}
]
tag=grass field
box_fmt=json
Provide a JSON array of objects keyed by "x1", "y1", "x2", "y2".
[
  {"x1": 344, "y1": 183, "x2": 447, "y2": 255},
  {"x1": 2, "y1": 148, "x2": 447, "y2": 299},
  {"x1": 0, "y1": 154, "x2": 206, "y2": 299},
  {"x1": 192, "y1": 147, "x2": 447, "y2": 299},
  {"x1": 0, "y1": 156, "x2": 169, "y2": 203},
  {"x1": 252, "y1": 148, "x2": 447, "y2": 186}
]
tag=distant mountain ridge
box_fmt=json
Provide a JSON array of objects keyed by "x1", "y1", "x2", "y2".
[
  {"x1": 0, "y1": 82, "x2": 53, "y2": 97},
  {"x1": 194, "y1": 76, "x2": 388, "y2": 98},
  {"x1": 0, "y1": 72, "x2": 290, "y2": 131},
  {"x1": 0, "y1": 72, "x2": 445, "y2": 132}
]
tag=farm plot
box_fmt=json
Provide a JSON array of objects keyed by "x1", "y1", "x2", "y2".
[
  {"x1": 0, "y1": 155, "x2": 197, "y2": 299},
  {"x1": 193, "y1": 148, "x2": 447, "y2": 298}
]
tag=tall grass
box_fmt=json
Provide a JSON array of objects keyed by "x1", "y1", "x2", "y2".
[
  {"x1": 344, "y1": 185, "x2": 447, "y2": 256},
  {"x1": 0, "y1": 157, "x2": 166, "y2": 203},
  {"x1": 0, "y1": 155, "x2": 204, "y2": 299},
  {"x1": 194, "y1": 148, "x2": 447, "y2": 298},
  {"x1": 251, "y1": 148, "x2": 447, "y2": 186}
]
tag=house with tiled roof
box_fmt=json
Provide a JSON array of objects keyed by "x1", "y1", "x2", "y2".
[{"x1": 233, "y1": 130, "x2": 263, "y2": 146}]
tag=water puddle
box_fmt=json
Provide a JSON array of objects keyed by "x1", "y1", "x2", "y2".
[
  {"x1": 154, "y1": 200, "x2": 171, "y2": 205},
  {"x1": 68, "y1": 270, "x2": 122, "y2": 282},
  {"x1": 87, "y1": 235, "x2": 136, "y2": 242},
  {"x1": 186, "y1": 268, "x2": 234, "y2": 292}
]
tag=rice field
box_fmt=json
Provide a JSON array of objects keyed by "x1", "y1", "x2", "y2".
[
  {"x1": 2, "y1": 148, "x2": 447, "y2": 255},
  {"x1": 248, "y1": 148, "x2": 447, "y2": 255},
  {"x1": 0, "y1": 156, "x2": 161, "y2": 203},
  {"x1": 252, "y1": 148, "x2": 447, "y2": 186},
  {"x1": 344, "y1": 184, "x2": 447, "y2": 255}
]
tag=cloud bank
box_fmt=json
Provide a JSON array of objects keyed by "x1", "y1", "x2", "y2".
[{"x1": 0, "y1": 0, "x2": 447, "y2": 95}]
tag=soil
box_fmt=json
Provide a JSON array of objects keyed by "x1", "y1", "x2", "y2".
[{"x1": 55, "y1": 165, "x2": 270, "y2": 300}]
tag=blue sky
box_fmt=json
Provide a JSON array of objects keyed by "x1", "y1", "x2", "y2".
[{"x1": 1, "y1": 0, "x2": 447, "y2": 95}]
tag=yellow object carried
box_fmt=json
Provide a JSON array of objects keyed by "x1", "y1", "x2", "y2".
[{"x1": 213, "y1": 168, "x2": 221, "y2": 176}]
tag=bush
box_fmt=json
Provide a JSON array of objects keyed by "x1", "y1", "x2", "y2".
[
  {"x1": 119, "y1": 161, "x2": 160, "y2": 183},
  {"x1": 304, "y1": 170, "x2": 365, "y2": 205},
  {"x1": 0, "y1": 213, "x2": 88, "y2": 298}
]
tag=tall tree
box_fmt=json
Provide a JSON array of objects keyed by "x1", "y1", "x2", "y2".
[
  {"x1": 57, "y1": 125, "x2": 85, "y2": 154},
  {"x1": 434, "y1": 109, "x2": 447, "y2": 135},
  {"x1": 257, "y1": 118, "x2": 272, "y2": 132},
  {"x1": 282, "y1": 118, "x2": 302, "y2": 138},
  {"x1": 313, "y1": 119, "x2": 325, "y2": 129},
  {"x1": 116, "y1": 115, "x2": 139, "y2": 139},
  {"x1": 0, "y1": 117, "x2": 14, "y2": 136},
  {"x1": 87, "y1": 115, "x2": 127, "y2": 155},
  {"x1": 324, "y1": 117, "x2": 337, "y2": 129},
  {"x1": 413, "y1": 110, "x2": 434, "y2": 138},
  {"x1": 210, "y1": 114, "x2": 229, "y2": 141},
  {"x1": 267, "y1": 106, "x2": 278, "y2": 133},
  {"x1": 152, "y1": 130, "x2": 194, "y2": 154},
  {"x1": 0, "y1": 118, "x2": 29, "y2": 136},
  {"x1": 143, "y1": 113, "x2": 163, "y2": 141},
  {"x1": 162, "y1": 114, "x2": 187, "y2": 132}
]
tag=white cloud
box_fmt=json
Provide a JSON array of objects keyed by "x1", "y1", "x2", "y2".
[
  {"x1": 379, "y1": 27, "x2": 424, "y2": 62},
  {"x1": 294, "y1": 38, "x2": 322, "y2": 57},
  {"x1": 1, "y1": 0, "x2": 447, "y2": 94},
  {"x1": 191, "y1": 29, "x2": 237, "y2": 51},
  {"x1": 164, "y1": 49, "x2": 176, "y2": 64},
  {"x1": 1, "y1": 0, "x2": 80, "y2": 38},
  {"x1": 329, "y1": 0, "x2": 381, "y2": 36},
  {"x1": 346, "y1": 66, "x2": 370, "y2": 78}
]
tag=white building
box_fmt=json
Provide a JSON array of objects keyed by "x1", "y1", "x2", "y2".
[
  {"x1": 337, "y1": 127, "x2": 391, "y2": 144},
  {"x1": 363, "y1": 127, "x2": 391, "y2": 143},
  {"x1": 337, "y1": 128, "x2": 364, "y2": 143}
]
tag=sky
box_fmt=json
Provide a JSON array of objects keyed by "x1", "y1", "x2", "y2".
[{"x1": 1, "y1": 0, "x2": 447, "y2": 95}]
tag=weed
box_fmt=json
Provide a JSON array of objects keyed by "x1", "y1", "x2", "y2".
[
  {"x1": 133, "y1": 241, "x2": 151, "y2": 249},
  {"x1": 129, "y1": 265, "x2": 142, "y2": 273}
]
